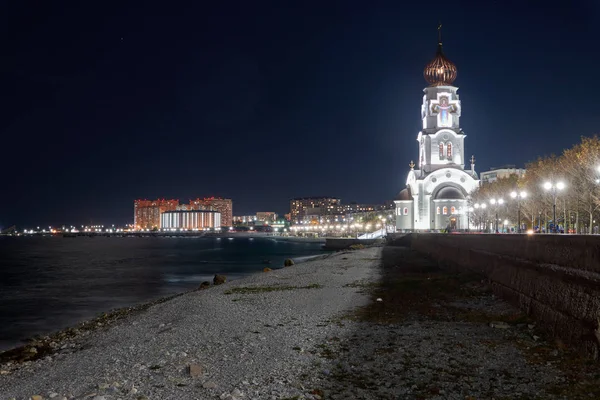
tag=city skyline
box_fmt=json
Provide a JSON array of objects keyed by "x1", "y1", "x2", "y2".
[{"x1": 3, "y1": 2, "x2": 599, "y2": 227}]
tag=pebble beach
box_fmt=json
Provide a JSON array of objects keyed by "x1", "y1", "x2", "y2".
[{"x1": 1, "y1": 245, "x2": 598, "y2": 400}]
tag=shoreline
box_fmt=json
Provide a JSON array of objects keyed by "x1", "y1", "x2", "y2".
[
  {"x1": 0, "y1": 237, "x2": 330, "y2": 354},
  {"x1": 0, "y1": 251, "x2": 333, "y2": 359},
  {"x1": 0, "y1": 247, "x2": 378, "y2": 399}
]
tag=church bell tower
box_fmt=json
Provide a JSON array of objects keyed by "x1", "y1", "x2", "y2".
[{"x1": 418, "y1": 24, "x2": 466, "y2": 173}]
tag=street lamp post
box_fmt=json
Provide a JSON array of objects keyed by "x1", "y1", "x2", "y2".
[
  {"x1": 544, "y1": 181, "x2": 565, "y2": 233},
  {"x1": 489, "y1": 198, "x2": 504, "y2": 233},
  {"x1": 467, "y1": 206, "x2": 474, "y2": 231},
  {"x1": 510, "y1": 191, "x2": 527, "y2": 233}
]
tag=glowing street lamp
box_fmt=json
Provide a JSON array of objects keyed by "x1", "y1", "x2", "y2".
[
  {"x1": 489, "y1": 198, "x2": 504, "y2": 233},
  {"x1": 544, "y1": 181, "x2": 565, "y2": 233},
  {"x1": 510, "y1": 190, "x2": 527, "y2": 233}
]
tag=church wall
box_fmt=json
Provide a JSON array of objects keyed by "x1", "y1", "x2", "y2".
[
  {"x1": 432, "y1": 199, "x2": 467, "y2": 230},
  {"x1": 424, "y1": 136, "x2": 431, "y2": 168},
  {"x1": 394, "y1": 201, "x2": 414, "y2": 231},
  {"x1": 430, "y1": 130, "x2": 464, "y2": 167}
]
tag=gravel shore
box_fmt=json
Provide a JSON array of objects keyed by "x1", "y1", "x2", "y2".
[
  {"x1": 1, "y1": 245, "x2": 598, "y2": 400},
  {"x1": 0, "y1": 248, "x2": 379, "y2": 400}
]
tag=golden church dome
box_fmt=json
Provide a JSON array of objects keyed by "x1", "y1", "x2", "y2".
[{"x1": 423, "y1": 25, "x2": 457, "y2": 86}]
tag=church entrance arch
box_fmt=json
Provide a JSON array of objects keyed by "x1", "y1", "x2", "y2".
[
  {"x1": 449, "y1": 217, "x2": 457, "y2": 230},
  {"x1": 430, "y1": 183, "x2": 467, "y2": 231}
]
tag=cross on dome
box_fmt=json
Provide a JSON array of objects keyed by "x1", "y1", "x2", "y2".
[{"x1": 423, "y1": 24, "x2": 457, "y2": 86}]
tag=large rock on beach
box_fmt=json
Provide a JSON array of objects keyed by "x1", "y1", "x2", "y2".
[
  {"x1": 199, "y1": 281, "x2": 211, "y2": 290},
  {"x1": 213, "y1": 274, "x2": 227, "y2": 285},
  {"x1": 284, "y1": 259, "x2": 295, "y2": 267}
]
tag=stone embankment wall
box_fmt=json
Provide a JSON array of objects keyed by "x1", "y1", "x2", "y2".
[
  {"x1": 392, "y1": 233, "x2": 600, "y2": 359},
  {"x1": 323, "y1": 238, "x2": 381, "y2": 250}
]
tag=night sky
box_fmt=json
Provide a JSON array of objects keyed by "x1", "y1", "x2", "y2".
[{"x1": 2, "y1": 1, "x2": 599, "y2": 228}]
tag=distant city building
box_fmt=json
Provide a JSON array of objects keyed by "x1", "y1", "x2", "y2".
[
  {"x1": 284, "y1": 213, "x2": 291, "y2": 221},
  {"x1": 160, "y1": 210, "x2": 221, "y2": 230},
  {"x1": 341, "y1": 202, "x2": 394, "y2": 213},
  {"x1": 345, "y1": 209, "x2": 395, "y2": 225},
  {"x1": 256, "y1": 212, "x2": 277, "y2": 223},
  {"x1": 480, "y1": 166, "x2": 526, "y2": 184},
  {"x1": 134, "y1": 199, "x2": 179, "y2": 230},
  {"x1": 290, "y1": 197, "x2": 394, "y2": 224},
  {"x1": 233, "y1": 212, "x2": 279, "y2": 225},
  {"x1": 134, "y1": 197, "x2": 232, "y2": 230},
  {"x1": 233, "y1": 215, "x2": 256, "y2": 224},
  {"x1": 190, "y1": 197, "x2": 233, "y2": 227},
  {"x1": 290, "y1": 197, "x2": 341, "y2": 222}
]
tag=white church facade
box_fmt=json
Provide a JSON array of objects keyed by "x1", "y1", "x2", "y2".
[{"x1": 395, "y1": 28, "x2": 479, "y2": 231}]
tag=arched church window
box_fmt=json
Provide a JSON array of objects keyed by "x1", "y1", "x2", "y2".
[
  {"x1": 443, "y1": 206, "x2": 448, "y2": 215},
  {"x1": 439, "y1": 143, "x2": 444, "y2": 159},
  {"x1": 436, "y1": 207, "x2": 440, "y2": 215},
  {"x1": 403, "y1": 207, "x2": 408, "y2": 215},
  {"x1": 451, "y1": 206, "x2": 456, "y2": 214},
  {"x1": 447, "y1": 142, "x2": 453, "y2": 159}
]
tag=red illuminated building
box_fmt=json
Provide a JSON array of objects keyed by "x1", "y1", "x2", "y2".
[
  {"x1": 134, "y1": 199, "x2": 179, "y2": 230},
  {"x1": 189, "y1": 197, "x2": 233, "y2": 227},
  {"x1": 133, "y1": 197, "x2": 232, "y2": 229}
]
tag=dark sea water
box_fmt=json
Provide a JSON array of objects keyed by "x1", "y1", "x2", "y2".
[{"x1": 0, "y1": 236, "x2": 326, "y2": 351}]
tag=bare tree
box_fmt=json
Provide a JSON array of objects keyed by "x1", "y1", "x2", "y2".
[{"x1": 561, "y1": 136, "x2": 600, "y2": 233}]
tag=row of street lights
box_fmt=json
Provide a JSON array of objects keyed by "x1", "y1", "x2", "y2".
[{"x1": 470, "y1": 180, "x2": 568, "y2": 234}]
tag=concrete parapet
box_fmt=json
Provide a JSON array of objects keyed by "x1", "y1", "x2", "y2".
[{"x1": 403, "y1": 233, "x2": 600, "y2": 360}]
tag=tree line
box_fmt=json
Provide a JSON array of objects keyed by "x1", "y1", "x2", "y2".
[{"x1": 469, "y1": 136, "x2": 600, "y2": 233}]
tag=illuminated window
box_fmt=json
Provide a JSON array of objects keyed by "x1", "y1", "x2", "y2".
[
  {"x1": 437, "y1": 207, "x2": 440, "y2": 215},
  {"x1": 439, "y1": 143, "x2": 444, "y2": 159},
  {"x1": 443, "y1": 206, "x2": 448, "y2": 215},
  {"x1": 451, "y1": 206, "x2": 456, "y2": 214},
  {"x1": 447, "y1": 142, "x2": 453, "y2": 159},
  {"x1": 403, "y1": 207, "x2": 408, "y2": 215}
]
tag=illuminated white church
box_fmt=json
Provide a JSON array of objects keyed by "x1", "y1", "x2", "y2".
[{"x1": 395, "y1": 28, "x2": 479, "y2": 231}]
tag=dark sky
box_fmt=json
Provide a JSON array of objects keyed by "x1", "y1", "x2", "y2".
[{"x1": 2, "y1": 1, "x2": 599, "y2": 228}]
